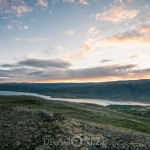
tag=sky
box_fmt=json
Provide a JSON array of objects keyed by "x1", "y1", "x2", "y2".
[{"x1": 0, "y1": 0, "x2": 150, "y2": 83}]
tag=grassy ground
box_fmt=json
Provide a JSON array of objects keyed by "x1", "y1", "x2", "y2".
[
  {"x1": 0, "y1": 96, "x2": 150, "y2": 135},
  {"x1": 107, "y1": 105, "x2": 150, "y2": 118}
]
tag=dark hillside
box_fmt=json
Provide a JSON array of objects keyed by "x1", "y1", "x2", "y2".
[{"x1": 0, "y1": 79, "x2": 150, "y2": 102}]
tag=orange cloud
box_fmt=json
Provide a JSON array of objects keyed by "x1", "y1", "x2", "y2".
[
  {"x1": 137, "y1": 25, "x2": 150, "y2": 33},
  {"x1": 95, "y1": 6, "x2": 139, "y2": 23},
  {"x1": 65, "y1": 42, "x2": 93, "y2": 60},
  {"x1": 103, "y1": 25, "x2": 150, "y2": 45}
]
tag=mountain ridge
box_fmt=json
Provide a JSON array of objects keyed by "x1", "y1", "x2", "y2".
[{"x1": 0, "y1": 79, "x2": 150, "y2": 102}]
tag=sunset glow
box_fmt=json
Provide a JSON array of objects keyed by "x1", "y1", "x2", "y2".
[{"x1": 0, "y1": 0, "x2": 150, "y2": 83}]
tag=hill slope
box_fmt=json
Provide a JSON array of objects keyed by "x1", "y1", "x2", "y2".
[
  {"x1": 0, "y1": 96, "x2": 150, "y2": 149},
  {"x1": 0, "y1": 79, "x2": 150, "y2": 102}
]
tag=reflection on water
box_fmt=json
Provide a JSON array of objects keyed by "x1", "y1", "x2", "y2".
[{"x1": 0, "y1": 91, "x2": 149, "y2": 106}]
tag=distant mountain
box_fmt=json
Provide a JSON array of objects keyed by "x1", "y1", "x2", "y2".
[{"x1": 0, "y1": 79, "x2": 150, "y2": 102}]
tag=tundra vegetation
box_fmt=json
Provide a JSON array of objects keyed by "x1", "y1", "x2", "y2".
[{"x1": 0, "y1": 96, "x2": 150, "y2": 149}]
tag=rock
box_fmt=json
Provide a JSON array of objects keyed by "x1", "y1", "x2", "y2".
[{"x1": 34, "y1": 145, "x2": 50, "y2": 150}]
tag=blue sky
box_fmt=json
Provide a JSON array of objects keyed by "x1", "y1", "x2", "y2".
[{"x1": 0, "y1": 0, "x2": 150, "y2": 82}]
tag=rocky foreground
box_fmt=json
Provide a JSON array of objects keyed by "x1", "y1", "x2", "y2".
[{"x1": 1, "y1": 105, "x2": 150, "y2": 150}]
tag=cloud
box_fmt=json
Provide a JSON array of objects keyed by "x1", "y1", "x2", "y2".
[
  {"x1": 0, "y1": 77, "x2": 11, "y2": 83},
  {"x1": 0, "y1": 70, "x2": 12, "y2": 78},
  {"x1": 0, "y1": 67, "x2": 40, "y2": 82},
  {"x1": 95, "y1": 6, "x2": 139, "y2": 23},
  {"x1": 14, "y1": 37, "x2": 49, "y2": 42},
  {"x1": 132, "y1": 68, "x2": 150, "y2": 74},
  {"x1": 37, "y1": 0, "x2": 48, "y2": 8},
  {"x1": 0, "y1": 0, "x2": 9, "y2": 12},
  {"x1": 127, "y1": 0, "x2": 134, "y2": 3},
  {"x1": 17, "y1": 22, "x2": 29, "y2": 30},
  {"x1": 18, "y1": 58, "x2": 71, "y2": 69},
  {"x1": 79, "y1": 0, "x2": 88, "y2": 5},
  {"x1": 11, "y1": 5, "x2": 32, "y2": 16},
  {"x1": 64, "y1": 24, "x2": 150, "y2": 62},
  {"x1": 129, "y1": 54, "x2": 139, "y2": 59},
  {"x1": 137, "y1": 25, "x2": 150, "y2": 33},
  {"x1": 0, "y1": 58, "x2": 71, "y2": 82},
  {"x1": 114, "y1": 0, "x2": 135, "y2": 5},
  {"x1": 88, "y1": 27, "x2": 101, "y2": 37},
  {"x1": 22, "y1": 25, "x2": 29, "y2": 30},
  {"x1": 101, "y1": 59, "x2": 112, "y2": 63},
  {"x1": 63, "y1": 29, "x2": 75, "y2": 36},
  {"x1": 6, "y1": 24, "x2": 13, "y2": 30},
  {"x1": 65, "y1": 64, "x2": 138, "y2": 80},
  {"x1": 6, "y1": 20, "x2": 30, "y2": 31},
  {"x1": 2, "y1": 15, "x2": 12, "y2": 20},
  {"x1": 0, "y1": 58, "x2": 71, "y2": 70},
  {"x1": 62, "y1": 0, "x2": 75, "y2": 3},
  {"x1": 64, "y1": 27, "x2": 103, "y2": 60},
  {"x1": 65, "y1": 42, "x2": 93, "y2": 60},
  {"x1": 144, "y1": 13, "x2": 150, "y2": 24},
  {"x1": 65, "y1": 26, "x2": 103, "y2": 60},
  {"x1": 103, "y1": 25, "x2": 150, "y2": 44},
  {"x1": 44, "y1": 45, "x2": 65, "y2": 53},
  {"x1": 62, "y1": 0, "x2": 88, "y2": 5},
  {"x1": 0, "y1": 63, "x2": 149, "y2": 82},
  {"x1": 0, "y1": 0, "x2": 32, "y2": 16},
  {"x1": 0, "y1": 64, "x2": 18, "y2": 68},
  {"x1": 24, "y1": 64, "x2": 150, "y2": 82}
]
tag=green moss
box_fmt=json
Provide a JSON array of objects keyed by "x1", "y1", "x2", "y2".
[{"x1": 0, "y1": 96, "x2": 150, "y2": 134}]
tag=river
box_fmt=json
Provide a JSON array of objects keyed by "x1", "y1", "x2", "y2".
[{"x1": 0, "y1": 91, "x2": 149, "y2": 106}]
